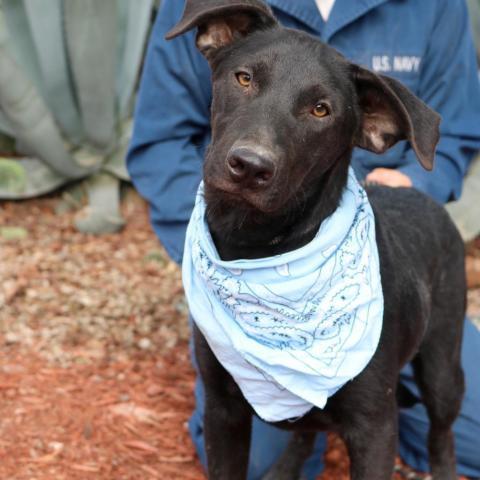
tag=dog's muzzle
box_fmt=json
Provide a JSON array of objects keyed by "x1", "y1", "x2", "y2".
[{"x1": 226, "y1": 147, "x2": 276, "y2": 190}]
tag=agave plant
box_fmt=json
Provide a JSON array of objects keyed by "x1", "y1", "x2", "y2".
[{"x1": 0, "y1": 0, "x2": 154, "y2": 233}]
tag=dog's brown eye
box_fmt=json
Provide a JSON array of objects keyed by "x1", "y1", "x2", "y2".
[
  {"x1": 312, "y1": 103, "x2": 329, "y2": 118},
  {"x1": 236, "y1": 72, "x2": 251, "y2": 87}
]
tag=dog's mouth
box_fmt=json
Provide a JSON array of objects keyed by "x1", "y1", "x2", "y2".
[{"x1": 204, "y1": 177, "x2": 281, "y2": 214}]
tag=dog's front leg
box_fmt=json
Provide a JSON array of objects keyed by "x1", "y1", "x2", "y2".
[
  {"x1": 342, "y1": 399, "x2": 398, "y2": 480},
  {"x1": 194, "y1": 324, "x2": 253, "y2": 480},
  {"x1": 204, "y1": 390, "x2": 252, "y2": 479}
]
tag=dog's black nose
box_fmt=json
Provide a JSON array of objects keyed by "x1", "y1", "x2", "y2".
[{"x1": 226, "y1": 148, "x2": 275, "y2": 188}]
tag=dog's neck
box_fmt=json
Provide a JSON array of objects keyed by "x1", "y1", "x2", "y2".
[{"x1": 205, "y1": 156, "x2": 350, "y2": 261}]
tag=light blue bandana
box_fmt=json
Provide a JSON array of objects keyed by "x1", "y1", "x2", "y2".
[{"x1": 183, "y1": 168, "x2": 384, "y2": 422}]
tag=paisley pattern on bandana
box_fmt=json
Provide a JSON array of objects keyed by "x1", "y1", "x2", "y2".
[{"x1": 183, "y1": 168, "x2": 384, "y2": 422}]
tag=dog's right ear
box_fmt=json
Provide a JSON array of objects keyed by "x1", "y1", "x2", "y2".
[{"x1": 165, "y1": 0, "x2": 278, "y2": 58}]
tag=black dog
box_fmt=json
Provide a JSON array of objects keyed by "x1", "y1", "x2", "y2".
[{"x1": 167, "y1": 1, "x2": 466, "y2": 479}]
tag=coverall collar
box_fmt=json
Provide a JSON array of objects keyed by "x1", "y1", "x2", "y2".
[{"x1": 268, "y1": 0, "x2": 390, "y2": 40}]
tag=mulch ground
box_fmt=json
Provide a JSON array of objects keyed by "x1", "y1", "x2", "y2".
[{"x1": 0, "y1": 187, "x2": 478, "y2": 480}]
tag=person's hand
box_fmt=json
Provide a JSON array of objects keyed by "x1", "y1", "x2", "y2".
[{"x1": 365, "y1": 168, "x2": 413, "y2": 188}]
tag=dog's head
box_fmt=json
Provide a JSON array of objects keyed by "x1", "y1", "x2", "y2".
[{"x1": 167, "y1": 0, "x2": 440, "y2": 223}]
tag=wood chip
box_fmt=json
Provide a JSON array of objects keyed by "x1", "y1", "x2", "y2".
[{"x1": 123, "y1": 440, "x2": 158, "y2": 455}]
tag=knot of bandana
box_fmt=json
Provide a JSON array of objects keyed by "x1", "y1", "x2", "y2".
[{"x1": 183, "y1": 168, "x2": 384, "y2": 422}]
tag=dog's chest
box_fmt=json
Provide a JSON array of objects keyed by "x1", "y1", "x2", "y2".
[{"x1": 184, "y1": 172, "x2": 386, "y2": 423}]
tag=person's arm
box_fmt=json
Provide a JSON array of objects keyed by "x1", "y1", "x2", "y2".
[
  {"x1": 368, "y1": 0, "x2": 480, "y2": 203},
  {"x1": 127, "y1": 0, "x2": 212, "y2": 264}
]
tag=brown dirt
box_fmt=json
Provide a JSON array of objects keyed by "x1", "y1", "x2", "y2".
[{"x1": 0, "y1": 189, "x2": 477, "y2": 479}]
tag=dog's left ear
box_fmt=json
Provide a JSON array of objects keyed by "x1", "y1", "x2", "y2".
[
  {"x1": 165, "y1": 0, "x2": 278, "y2": 58},
  {"x1": 352, "y1": 65, "x2": 440, "y2": 171}
]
